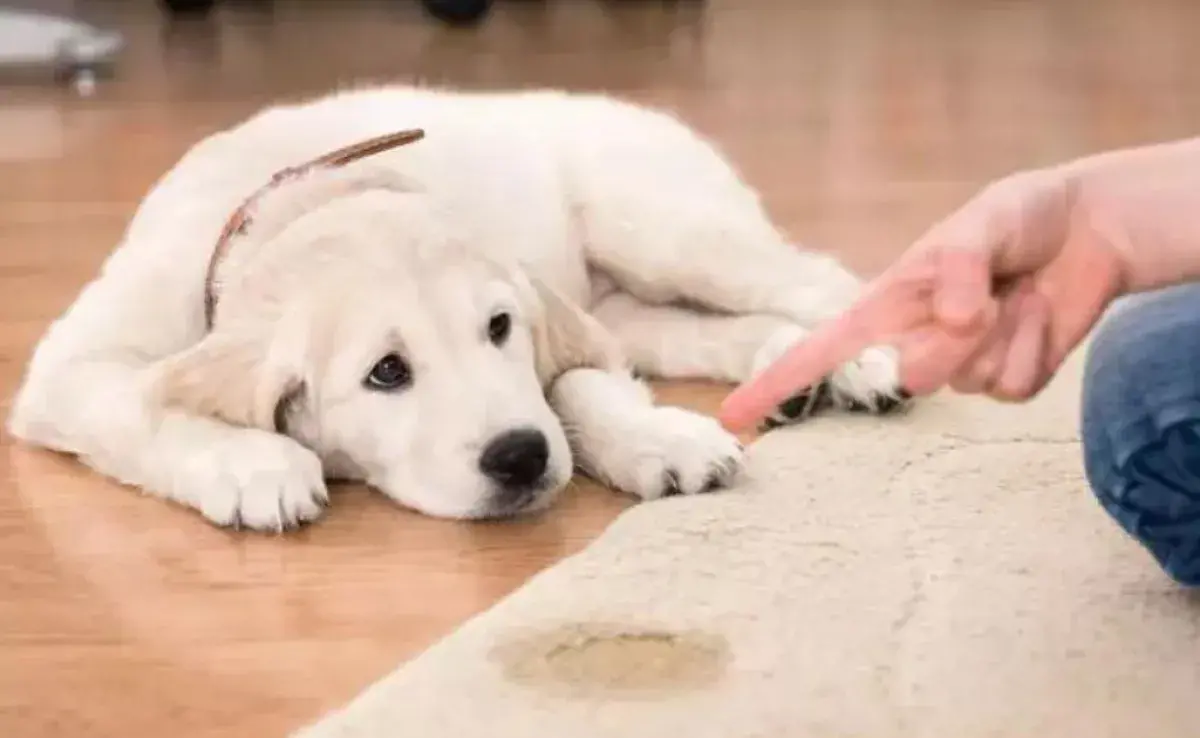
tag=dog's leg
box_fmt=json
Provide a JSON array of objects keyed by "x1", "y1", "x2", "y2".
[
  {"x1": 7, "y1": 213, "x2": 328, "y2": 531},
  {"x1": 549, "y1": 366, "x2": 744, "y2": 500},
  {"x1": 591, "y1": 290, "x2": 907, "y2": 426},
  {"x1": 582, "y1": 189, "x2": 906, "y2": 413},
  {"x1": 589, "y1": 219, "x2": 864, "y2": 324},
  {"x1": 10, "y1": 351, "x2": 329, "y2": 532},
  {"x1": 592, "y1": 290, "x2": 789, "y2": 383}
]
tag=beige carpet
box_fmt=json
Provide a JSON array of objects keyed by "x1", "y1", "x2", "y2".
[{"x1": 296, "y1": 348, "x2": 1200, "y2": 737}]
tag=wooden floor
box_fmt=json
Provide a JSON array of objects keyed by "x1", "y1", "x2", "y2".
[{"x1": 3, "y1": 0, "x2": 1200, "y2": 735}]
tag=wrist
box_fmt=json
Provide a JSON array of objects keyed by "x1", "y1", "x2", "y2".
[
  {"x1": 1060, "y1": 137, "x2": 1200, "y2": 293},
  {"x1": 1062, "y1": 164, "x2": 1136, "y2": 297}
]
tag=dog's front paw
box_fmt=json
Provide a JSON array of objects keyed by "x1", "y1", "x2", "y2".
[
  {"x1": 617, "y1": 407, "x2": 745, "y2": 501},
  {"x1": 173, "y1": 430, "x2": 329, "y2": 531}
]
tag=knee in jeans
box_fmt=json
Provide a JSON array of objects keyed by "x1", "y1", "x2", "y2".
[
  {"x1": 1083, "y1": 422, "x2": 1200, "y2": 587},
  {"x1": 1082, "y1": 293, "x2": 1200, "y2": 587}
]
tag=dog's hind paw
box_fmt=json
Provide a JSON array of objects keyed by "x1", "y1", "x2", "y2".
[
  {"x1": 751, "y1": 326, "x2": 835, "y2": 429},
  {"x1": 752, "y1": 326, "x2": 912, "y2": 429},
  {"x1": 829, "y1": 344, "x2": 913, "y2": 416},
  {"x1": 760, "y1": 378, "x2": 835, "y2": 429}
]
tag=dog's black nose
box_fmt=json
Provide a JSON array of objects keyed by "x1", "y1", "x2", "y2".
[{"x1": 479, "y1": 428, "x2": 550, "y2": 491}]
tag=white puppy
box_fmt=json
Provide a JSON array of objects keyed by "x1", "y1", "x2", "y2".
[{"x1": 6, "y1": 85, "x2": 907, "y2": 530}]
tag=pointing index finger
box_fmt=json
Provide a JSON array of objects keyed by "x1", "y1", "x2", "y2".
[
  {"x1": 717, "y1": 261, "x2": 936, "y2": 433},
  {"x1": 718, "y1": 312, "x2": 876, "y2": 432}
]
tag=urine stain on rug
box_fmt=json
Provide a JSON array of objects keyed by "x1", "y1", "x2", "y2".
[{"x1": 491, "y1": 622, "x2": 730, "y2": 700}]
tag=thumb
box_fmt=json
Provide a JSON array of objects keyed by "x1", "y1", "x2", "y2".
[
  {"x1": 923, "y1": 169, "x2": 1070, "y2": 322},
  {"x1": 933, "y1": 247, "x2": 996, "y2": 331}
]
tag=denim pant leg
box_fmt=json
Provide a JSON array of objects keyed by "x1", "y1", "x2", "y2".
[{"x1": 1082, "y1": 282, "x2": 1200, "y2": 586}]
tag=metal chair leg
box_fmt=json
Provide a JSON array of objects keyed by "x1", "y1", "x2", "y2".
[{"x1": 0, "y1": 8, "x2": 124, "y2": 94}]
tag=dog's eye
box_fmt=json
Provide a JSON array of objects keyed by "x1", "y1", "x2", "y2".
[
  {"x1": 488, "y1": 312, "x2": 512, "y2": 346},
  {"x1": 364, "y1": 353, "x2": 412, "y2": 391}
]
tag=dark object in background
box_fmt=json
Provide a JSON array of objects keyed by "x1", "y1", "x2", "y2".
[
  {"x1": 420, "y1": 0, "x2": 493, "y2": 25},
  {"x1": 156, "y1": 0, "x2": 492, "y2": 26},
  {"x1": 158, "y1": 0, "x2": 217, "y2": 13}
]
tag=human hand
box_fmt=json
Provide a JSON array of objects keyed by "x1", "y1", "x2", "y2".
[{"x1": 719, "y1": 167, "x2": 1128, "y2": 432}]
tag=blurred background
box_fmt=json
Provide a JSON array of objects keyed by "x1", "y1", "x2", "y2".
[
  {"x1": 3, "y1": 1, "x2": 1200, "y2": 736},
  {"x1": 7, "y1": 0, "x2": 1200, "y2": 276}
]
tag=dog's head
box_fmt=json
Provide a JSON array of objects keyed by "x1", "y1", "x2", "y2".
[{"x1": 151, "y1": 166, "x2": 622, "y2": 520}]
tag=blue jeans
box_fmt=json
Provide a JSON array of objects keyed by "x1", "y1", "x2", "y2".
[{"x1": 1083, "y1": 282, "x2": 1200, "y2": 586}]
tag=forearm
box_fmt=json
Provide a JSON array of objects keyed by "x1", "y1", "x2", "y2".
[{"x1": 1063, "y1": 136, "x2": 1200, "y2": 292}]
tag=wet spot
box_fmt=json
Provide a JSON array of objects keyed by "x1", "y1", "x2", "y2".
[{"x1": 491, "y1": 622, "x2": 730, "y2": 700}]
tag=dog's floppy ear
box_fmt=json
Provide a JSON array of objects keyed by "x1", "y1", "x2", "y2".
[
  {"x1": 150, "y1": 320, "x2": 306, "y2": 433},
  {"x1": 515, "y1": 273, "x2": 627, "y2": 387}
]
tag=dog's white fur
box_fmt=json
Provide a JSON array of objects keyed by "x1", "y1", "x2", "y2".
[{"x1": 6, "y1": 85, "x2": 904, "y2": 530}]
